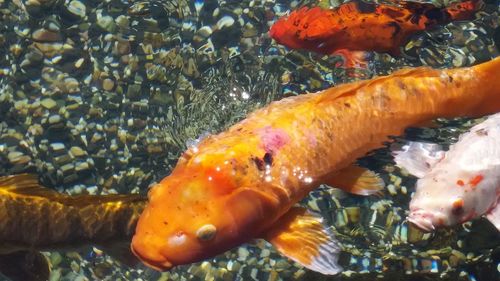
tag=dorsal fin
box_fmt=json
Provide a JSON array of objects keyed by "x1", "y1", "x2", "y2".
[
  {"x1": 0, "y1": 174, "x2": 60, "y2": 197},
  {"x1": 0, "y1": 174, "x2": 146, "y2": 206},
  {"x1": 396, "y1": 0, "x2": 439, "y2": 12}
]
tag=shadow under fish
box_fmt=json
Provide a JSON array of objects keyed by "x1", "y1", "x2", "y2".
[{"x1": 0, "y1": 174, "x2": 147, "y2": 281}]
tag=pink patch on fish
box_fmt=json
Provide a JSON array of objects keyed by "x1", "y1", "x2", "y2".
[{"x1": 259, "y1": 126, "x2": 290, "y2": 154}]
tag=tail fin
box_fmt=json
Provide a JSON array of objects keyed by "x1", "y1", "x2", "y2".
[
  {"x1": 445, "y1": 0, "x2": 484, "y2": 21},
  {"x1": 472, "y1": 56, "x2": 500, "y2": 81},
  {"x1": 469, "y1": 57, "x2": 500, "y2": 115}
]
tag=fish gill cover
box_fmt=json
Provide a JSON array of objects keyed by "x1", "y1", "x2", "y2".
[{"x1": 0, "y1": 0, "x2": 499, "y2": 280}]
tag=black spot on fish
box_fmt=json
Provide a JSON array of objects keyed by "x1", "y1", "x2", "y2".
[
  {"x1": 344, "y1": 102, "x2": 351, "y2": 108},
  {"x1": 263, "y1": 152, "x2": 273, "y2": 166},
  {"x1": 354, "y1": 0, "x2": 376, "y2": 14},
  {"x1": 252, "y1": 157, "x2": 265, "y2": 171},
  {"x1": 386, "y1": 21, "x2": 401, "y2": 38}
]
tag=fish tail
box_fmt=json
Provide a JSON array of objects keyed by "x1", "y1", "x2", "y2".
[
  {"x1": 444, "y1": 0, "x2": 483, "y2": 21},
  {"x1": 464, "y1": 57, "x2": 500, "y2": 116},
  {"x1": 471, "y1": 56, "x2": 500, "y2": 85}
]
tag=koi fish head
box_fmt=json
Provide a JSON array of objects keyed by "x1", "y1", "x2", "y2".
[
  {"x1": 408, "y1": 168, "x2": 487, "y2": 232},
  {"x1": 131, "y1": 150, "x2": 279, "y2": 270},
  {"x1": 269, "y1": 7, "x2": 339, "y2": 54}
]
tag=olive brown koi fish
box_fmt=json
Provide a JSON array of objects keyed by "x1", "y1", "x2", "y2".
[
  {"x1": 393, "y1": 113, "x2": 500, "y2": 232},
  {"x1": 0, "y1": 174, "x2": 146, "y2": 281},
  {"x1": 132, "y1": 57, "x2": 500, "y2": 275},
  {"x1": 269, "y1": 0, "x2": 483, "y2": 68}
]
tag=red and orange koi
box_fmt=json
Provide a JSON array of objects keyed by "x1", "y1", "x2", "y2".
[{"x1": 269, "y1": 0, "x2": 483, "y2": 67}]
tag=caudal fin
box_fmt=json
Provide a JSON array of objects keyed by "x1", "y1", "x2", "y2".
[
  {"x1": 473, "y1": 55, "x2": 500, "y2": 74},
  {"x1": 469, "y1": 56, "x2": 500, "y2": 116},
  {"x1": 445, "y1": 0, "x2": 484, "y2": 21}
]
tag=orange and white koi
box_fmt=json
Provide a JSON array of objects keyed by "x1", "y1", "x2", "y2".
[
  {"x1": 393, "y1": 113, "x2": 500, "y2": 232},
  {"x1": 269, "y1": 0, "x2": 483, "y2": 67},
  {"x1": 131, "y1": 57, "x2": 500, "y2": 275}
]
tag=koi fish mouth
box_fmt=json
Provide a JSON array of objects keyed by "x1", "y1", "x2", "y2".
[
  {"x1": 407, "y1": 210, "x2": 436, "y2": 232},
  {"x1": 130, "y1": 239, "x2": 173, "y2": 271}
]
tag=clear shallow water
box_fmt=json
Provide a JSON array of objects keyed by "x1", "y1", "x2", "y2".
[{"x1": 0, "y1": 0, "x2": 499, "y2": 280}]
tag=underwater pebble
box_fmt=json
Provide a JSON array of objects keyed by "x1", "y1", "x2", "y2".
[
  {"x1": 48, "y1": 114, "x2": 62, "y2": 124},
  {"x1": 96, "y1": 12, "x2": 115, "y2": 32},
  {"x1": 32, "y1": 28, "x2": 62, "y2": 42},
  {"x1": 41, "y1": 98, "x2": 57, "y2": 109},
  {"x1": 7, "y1": 151, "x2": 31, "y2": 165},
  {"x1": 216, "y1": 16, "x2": 235, "y2": 30},
  {"x1": 50, "y1": 142, "x2": 65, "y2": 153},
  {"x1": 102, "y1": 78, "x2": 114, "y2": 91},
  {"x1": 237, "y1": 248, "x2": 249, "y2": 261},
  {"x1": 70, "y1": 146, "x2": 87, "y2": 157},
  {"x1": 66, "y1": 0, "x2": 86, "y2": 19}
]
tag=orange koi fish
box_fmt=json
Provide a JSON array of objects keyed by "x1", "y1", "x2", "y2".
[
  {"x1": 131, "y1": 57, "x2": 500, "y2": 275},
  {"x1": 269, "y1": 0, "x2": 483, "y2": 67}
]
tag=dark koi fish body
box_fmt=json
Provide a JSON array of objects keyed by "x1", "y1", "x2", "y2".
[
  {"x1": 0, "y1": 174, "x2": 146, "y2": 281},
  {"x1": 270, "y1": 0, "x2": 483, "y2": 56}
]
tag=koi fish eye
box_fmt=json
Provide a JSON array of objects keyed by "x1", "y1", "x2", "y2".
[
  {"x1": 451, "y1": 198, "x2": 464, "y2": 216},
  {"x1": 196, "y1": 224, "x2": 217, "y2": 241}
]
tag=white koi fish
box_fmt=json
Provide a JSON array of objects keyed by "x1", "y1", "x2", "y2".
[{"x1": 394, "y1": 113, "x2": 500, "y2": 232}]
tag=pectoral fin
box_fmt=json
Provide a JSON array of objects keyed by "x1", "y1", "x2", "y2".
[
  {"x1": 486, "y1": 203, "x2": 500, "y2": 231},
  {"x1": 263, "y1": 207, "x2": 342, "y2": 275},
  {"x1": 325, "y1": 165, "x2": 384, "y2": 195},
  {"x1": 332, "y1": 49, "x2": 370, "y2": 69},
  {"x1": 392, "y1": 141, "x2": 445, "y2": 178},
  {"x1": 0, "y1": 251, "x2": 50, "y2": 281}
]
